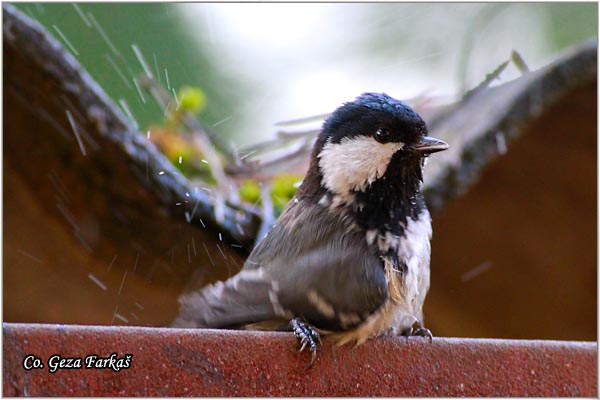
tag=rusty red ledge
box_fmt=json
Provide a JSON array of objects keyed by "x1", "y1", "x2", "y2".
[{"x1": 2, "y1": 323, "x2": 596, "y2": 397}]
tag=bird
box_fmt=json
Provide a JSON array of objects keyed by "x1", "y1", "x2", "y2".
[{"x1": 173, "y1": 92, "x2": 449, "y2": 366}]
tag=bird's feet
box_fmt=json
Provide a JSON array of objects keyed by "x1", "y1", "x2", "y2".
[
  {"x1": 289, "y1": 317, "x2": 321, "y2": 368},
  {"x1": 402, "y1": 323, "x2": 433, "y2": 343}
]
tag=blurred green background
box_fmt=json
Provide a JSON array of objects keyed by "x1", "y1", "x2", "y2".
[{"x1": 14, "y1": 3, "x2": 597, "y2": 146}]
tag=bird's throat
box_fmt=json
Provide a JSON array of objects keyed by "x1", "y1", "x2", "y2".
[
  {"x1": 298, "y1": 150, "x2": 427, "y2": 236},
  {"x1": 350, "y1": 154, "x2": 426, "y2": 235}
]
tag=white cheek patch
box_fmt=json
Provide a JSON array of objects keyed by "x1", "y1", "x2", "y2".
[{"x1": 318, "y1": 136, "x2": 404, "y2": 195}]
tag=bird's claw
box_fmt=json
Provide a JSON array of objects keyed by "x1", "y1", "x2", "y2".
[
  {"x1": 289, "y1": 318, "x2": 320, "y2": 368},
  {"x1": 402, "y1": 324, "x2": 433, "y2": 343},
  {"x1": 412, "y1": 326, "x2": 433, "y2": 343}
]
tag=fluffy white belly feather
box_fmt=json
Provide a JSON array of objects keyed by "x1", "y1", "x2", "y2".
[{"x1": 332, "y1": 210, "x2": 432, "y2": 346}]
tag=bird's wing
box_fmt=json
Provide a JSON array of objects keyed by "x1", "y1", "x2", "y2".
[
  {"x1": 270, "y1": 234, "x2": 389, "y2": 331},
  {"x1": 172, "y1": 202, "x2": 389, "y2": 330}
]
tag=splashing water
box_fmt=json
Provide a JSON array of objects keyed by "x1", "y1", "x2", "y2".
[{"x1": 88, "y1": 273, "x2": 108, "y2": 291}]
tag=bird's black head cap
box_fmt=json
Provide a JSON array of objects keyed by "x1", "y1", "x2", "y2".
[
  {"x1": 299, "y1": 92, "x2": 433, "y2": 199},
  {"x1": 320, "y1": 92, "x2": 427, "y2": 147}
]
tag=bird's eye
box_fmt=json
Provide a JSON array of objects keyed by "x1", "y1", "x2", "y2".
[{"x1": 375, "y1": 128, "x2": 391, "y2": 143}]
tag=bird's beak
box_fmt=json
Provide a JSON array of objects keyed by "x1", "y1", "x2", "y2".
[{"x1": 414, "y1": 136, "x2": 449, "y2": 154}]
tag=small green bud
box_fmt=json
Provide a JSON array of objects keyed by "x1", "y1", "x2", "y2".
[
  {"x1": 239, "y1": 180, "x2": 261, "y2": 204},
  {"x1": 178, "y1": 86, "x2": 207, "y2": 114}
]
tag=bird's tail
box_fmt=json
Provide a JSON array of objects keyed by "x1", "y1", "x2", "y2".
[{"x1": 171, "y1": 272, "x2": 276, "y2": 329}]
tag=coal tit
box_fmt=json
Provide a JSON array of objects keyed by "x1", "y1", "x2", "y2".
[{"x1": 173, "y1": 93, "x2": 449, "y2": 365}]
